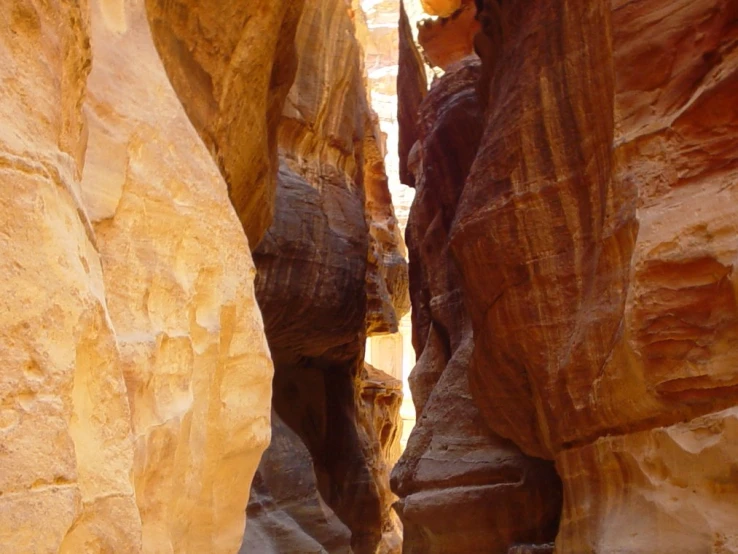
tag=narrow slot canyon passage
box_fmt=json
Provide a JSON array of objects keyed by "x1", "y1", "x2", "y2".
[{"x1": 2, "y1": 0, "x2": 738, "y2": 553}]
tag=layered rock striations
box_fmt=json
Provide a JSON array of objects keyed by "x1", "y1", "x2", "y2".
[
  {"x1": 391, "y1": 58, "x2": 562, "y2": 554},
  {"x1": 440, "y1": 0, "x2": 738, "y2": 552},
  {"x1": 395, "y1": 0, "x2": 738, "y2": 551},
  {"x1": 0, "y1": 0, "x2": 302, "y2": 552},
  {"x1": 242, "y1": 1, "x2": 408, "y2": 553}
]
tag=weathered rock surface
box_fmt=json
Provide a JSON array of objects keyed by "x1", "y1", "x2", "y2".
[
  {"x1": 417, "y1": 1, "x2": 478, "y2": 70},
  {"x1": 1, "y1": 0, "x2": 292, "y2": 552},
  {"x1": 443, "y1": 0, "x2": 738, "y2": 551},
  {"x1": 358, "y1": 364, "x2": 404, "y2": 554},
  {"x1": 558, "y1": 408, "x2": 738, "y2": 553},
  {"x1": 398, "y1": 0, "x2": 428, "y2": 189},
  {"x1": 81, "y1": 2, "x2": 273, "y2": 551},
  {"x1": 242, "y1": 1, "x2": 408, "y2": 553},
  {"x1": 146, "y1": 0, "x2": 306, "y2": 246},
  {"x1": 391, "y1": 58, "x2": 561, "y2": 554},
  {"x1": 0, "y1": 4, "x2": 140, "y2": 550}
]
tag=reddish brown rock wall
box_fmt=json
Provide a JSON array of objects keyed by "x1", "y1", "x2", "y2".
[
  {"x1": 398, "y1": 0, "x2": 738, "y2": 551},
  {"x1": 445, "y1": 0, "x2": 738, "y2": 551},
  {"x1": 398, "y1": 0, "x2": 428, "y2": 189},
  {"x1": 391, "y1": 58, "x2": 561, "y2": 554}
]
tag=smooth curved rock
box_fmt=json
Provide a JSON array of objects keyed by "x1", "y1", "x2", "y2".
[
  {"x1": 451, "y1": 0, "x2": 635, "y2": 460},
  {"x1": 0, "y1": 2, "x2": 139, "y2": 551},
  {"x1": 242, "y1": 411, "x2": 352, "y2": 554},
  {"x1": 398, "y1": 0, "x2": 428, "y2": 189},
  {"x1": 81, "y1": 1, "x2": 273, "y2": 551},
  {"x1": 446, "y1": 0, "x2": 738, "y2": 551}
]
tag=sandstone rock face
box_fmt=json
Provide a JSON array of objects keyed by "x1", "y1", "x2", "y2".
[
  {"x1": 1, "y1": 0, "x2": 284, "y2": 552},
  {"x1": 417, "y1": 1, "x2": 478, "y2": 70},
  {"x1": 441, "y1": 0, "x2": 738, "y2": 551},
  {"x1": 358, "y1": 365, "x2": 404, "y2": 554},
  {"x1": 0, "y1": 4, "x2": 140, "y2": 550},
  {"x1": 146, "y1": 0, "x2": 306, "y2": 246},
  {"x1": 81, "y1": 2, "x2": 273, "y2": 551},
  {"x1": 241, "y1": 1, "x2": 408, "y2": 553},
  {"x1": 391, "y1": 59, "x2": 562, "y2": 554},
  {"x1": 242, "y1": 411, "x2": 353, "y2": 554},
  {"x1": 398, "y1": 0, "x2": 429, "y2": 189}
]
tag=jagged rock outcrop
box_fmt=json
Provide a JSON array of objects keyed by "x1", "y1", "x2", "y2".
[
  {"x1": 444, "y1": 0, "x2": 738, "y2": 552},
  {"x1": 242, "y1": 1, "x2": 408, "y2": 553},
  {"x1": 419, "y1": 0, "x2": 462, "y2": 17},
  {"x1": 358, "y1": 364, "x2": 404, "y2": 554},
  {"x1": 1, "y1": 0, "x2": 283, "y2": 552},
  {"x1": 391, "y1": 58, "x2": 561, "y2": 553},
  {"x1": 364, "y1": 114, "x2": 412, "y2": 335},
  {"x1": 417, "y1": 1, "x2": 478, "y2": 70}
]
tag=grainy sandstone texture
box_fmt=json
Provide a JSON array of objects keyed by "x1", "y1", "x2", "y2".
[
  {"x1": 1, "y1": 0, "x2": 292, "y2": 551},
  {"x1": 146, "y1": 0, "x2": 306, "y2": 246},
  {"x1": 0, "y1": 3, "x2": 141, "y2": 549}
]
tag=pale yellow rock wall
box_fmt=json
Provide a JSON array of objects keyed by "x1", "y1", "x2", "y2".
[
  {"x1": 0, "y1": 1, "x2": 141, "y2": 551},
  {"x1": 0, "y1": 1, "x2": 273, "y2": 552}
]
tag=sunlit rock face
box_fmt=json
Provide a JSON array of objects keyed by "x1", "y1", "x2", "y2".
[
  {"x1": 448, "y1": 0, "x2": 738, "y2": 551},
  {"x1": 1, "y1": 0, "x2": 277, "y2": 552},
  {"x1": 242, "y1": 1, "x2": 408, "y2": 553},
  {"x1": 358, "y1": 364, "x2": 405, "y2": 554},
  {"x1": 145, "y1": 0, "x2": 305, "y2": 247},
  {"x1": 391, "y1": 57, "x2": 562, "y2": 554},
  {"x1": 0, "y1": 4, "x2": 140, "y2": 550},
  {"x1": 417, "y1": 0, "x2": 478, "y2": 70}
]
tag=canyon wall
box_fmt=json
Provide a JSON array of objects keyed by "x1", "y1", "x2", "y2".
[
  {"x1": 391, "y1": 58, "x2": 562, "y2": 553},
  {"x1": 242, "y1": 1, "x2": 408, "y2": 553},
  {"x1": 396, "y1": 0, "x2": 738, "y2": 552},
  {"x1": 0, "y1": 0, "x2": 303, "y2": 551}
]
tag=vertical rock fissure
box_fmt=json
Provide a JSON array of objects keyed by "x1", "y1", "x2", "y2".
[{"x1": 240, "y1": 2, "x2": 410, "y2": 553}]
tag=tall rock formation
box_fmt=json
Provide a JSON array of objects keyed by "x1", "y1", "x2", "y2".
[
  {"x1": 0, "y1": 0, "x2": 303, "y2": 551},
  {"x1": 0, "y1": 3, "x2": 141, "y2": 549},
  {"x1": 397, "y1": 0, "x2": 738, "y2": 552},
  {"x1": 447, "y1": 0, "x2": 738, "y2": 552},
  {"x1": 242, "y1": 1, "x2": 408, "y2": 553},
  {"x1": 391, "y1": 57, "x2": 562, "y2": 553}
]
